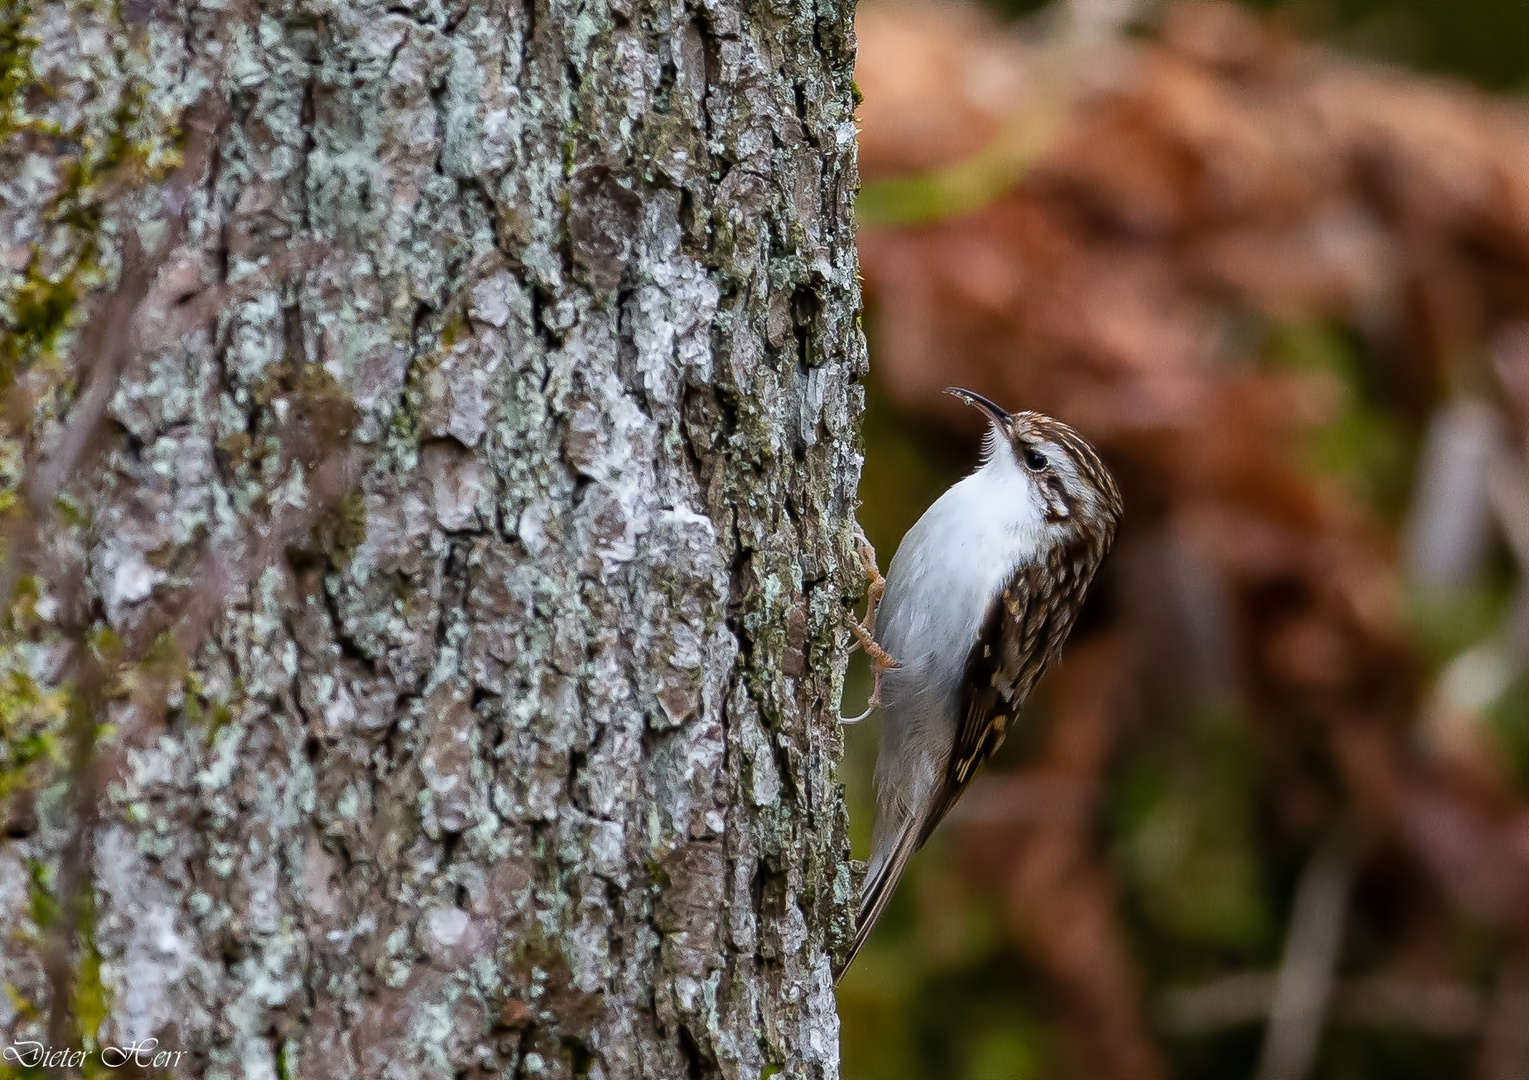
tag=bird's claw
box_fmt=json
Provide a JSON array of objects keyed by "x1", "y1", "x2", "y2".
[{"x1": 840, "y1": 530, "x2": 897, "y2": 724}]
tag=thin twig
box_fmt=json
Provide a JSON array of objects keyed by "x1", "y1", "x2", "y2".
[
  {"x1": 0, "y1": 99, "x2": 222, "y2": 610},
  {"x1": 1255, "y1": 823, "x2": 1357, "y2": 1080},
  {"x1": 20, "y1": 98, "x2": 225, "y2": 1052},
  {"x1": 1161, "y1": 973, "x2": 1502, "y2": 1039}
]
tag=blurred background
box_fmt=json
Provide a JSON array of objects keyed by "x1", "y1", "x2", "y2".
[{"x1": 836, "y1": 1, "x2": 1529, "y2": 1078}]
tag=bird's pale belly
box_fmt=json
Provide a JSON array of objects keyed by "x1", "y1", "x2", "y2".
[{"x1": 875, "y1": 477, "x2": 1040, "y2": 715}]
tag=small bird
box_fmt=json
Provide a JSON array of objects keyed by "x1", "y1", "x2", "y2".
[{"x1": 840, "y1": 387, "x2": 1122, "y2": 977}]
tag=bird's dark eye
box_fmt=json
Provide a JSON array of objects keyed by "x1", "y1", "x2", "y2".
[{"x1": 1023, "y1": 448, "x2": 1048, "y2": 472}]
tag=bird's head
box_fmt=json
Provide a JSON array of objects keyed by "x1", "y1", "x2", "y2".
[{"x1": 945, "y1": 386, "x2": 1123, "y2": 548}]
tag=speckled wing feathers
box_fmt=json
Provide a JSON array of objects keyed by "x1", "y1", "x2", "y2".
[
  {"x1": 843, "y1": 544, "x2": 1103, "y2": 978},
  {"x1": 920, "y1": 537, "x2": 1101, "y2": 847}
]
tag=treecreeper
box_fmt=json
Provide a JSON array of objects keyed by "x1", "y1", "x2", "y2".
[{"x1": 840, "y1": 387, "x2": 1123, "y2": 977}]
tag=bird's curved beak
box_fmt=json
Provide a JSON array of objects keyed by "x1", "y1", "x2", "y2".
[{"x1": 944, "y1": 387, "x2": 1012, "y2": 427}]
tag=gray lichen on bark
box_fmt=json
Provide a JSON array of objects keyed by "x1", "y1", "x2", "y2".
[{"x1": 0, "y1": 0, "x2": 866, "y2": 1074}]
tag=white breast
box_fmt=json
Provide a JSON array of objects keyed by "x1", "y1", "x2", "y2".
[{"x1": 872, "y1": 441, "x2": 1044, "y2": 815}]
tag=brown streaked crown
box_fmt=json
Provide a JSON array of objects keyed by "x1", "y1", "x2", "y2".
[{"x1": 944, "y1": 387, "x2": 1122, "y2": 539}]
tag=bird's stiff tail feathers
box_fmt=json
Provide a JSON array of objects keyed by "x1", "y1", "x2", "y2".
[{"x1": 837, "y1": 815, "x2": 923, "y2": 982}]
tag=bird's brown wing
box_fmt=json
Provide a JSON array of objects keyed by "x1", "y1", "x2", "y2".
[
  {"x1": 917, "y1": 549, "x2": 1091, "y2": 848},
  {"x1": 843, "y1": 540, "x2": 1108, "y2": 981}
]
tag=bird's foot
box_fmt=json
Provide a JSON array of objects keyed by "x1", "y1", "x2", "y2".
[
  {"x1": 849, "y1": 617, "x2": 897, "y2": 673},
  {"x1": 850, "y1": 530, "x2": 896, "y2": 666},
  {"x1": 840, "y1": 530, "x2": 898, "y2": 725}
]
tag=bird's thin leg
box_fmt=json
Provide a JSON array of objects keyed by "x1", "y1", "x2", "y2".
[{"x1": 841, "y1": 531, "x2": 898, "y2": 724}]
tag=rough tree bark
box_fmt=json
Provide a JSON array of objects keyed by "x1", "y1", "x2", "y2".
[{"x1": 0, "y1": 0, "x2": 864, "y2": 1074}]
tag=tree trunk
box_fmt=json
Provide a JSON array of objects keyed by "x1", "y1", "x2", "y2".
[{"x1": 0, "y1": 0, "x2": 864, "y2": 1074}]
